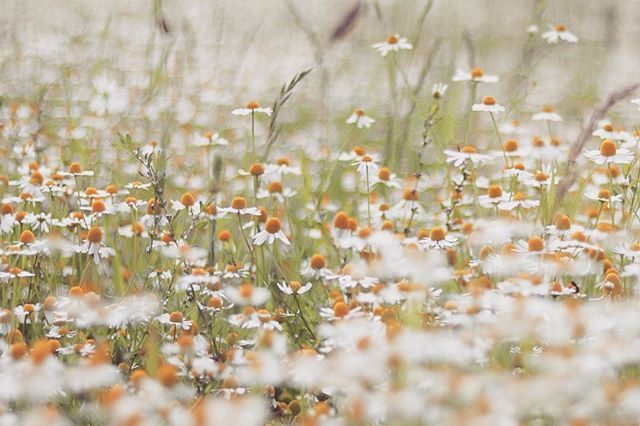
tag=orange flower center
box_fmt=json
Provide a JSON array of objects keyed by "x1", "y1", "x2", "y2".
[
  {"x1": 482, "y1": 96, "x2": 496, "y2": 106},
  {"x1": 87, "y1": 227, "x2": 103, "y2": 243},
  {"x1": 503, "y1": 139, "x2": 518, "y2": 152},
  {"x1": 429, "y1": 226, "x2": 446, "y2": 241},
  {"x1": 599, "y1": 139, "x2": 617, "y2": 157},
  {"x1": 487, "y1": 185, "x2": 503, "y2": 198},
  {"x1": 265, "y1": 217, "x2": 282, "y2": 234},
  {"x1": 470, "y1": 67, "x2": 484, "y2": 78},
  {"x1": 231, "y1": 197, "x2": 247, "y2": 210}
]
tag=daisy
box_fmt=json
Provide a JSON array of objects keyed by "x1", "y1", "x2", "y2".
[
  {"x1": 319, "y1": 302, "x2": 363, "y2": 321},
  {"x1": 157, "y1": 311, "x2": 192, "y2": 331},
  {"x1": 432, "y1": 83, "x2": 448, "y2": 98},
  {"x1": 231, "y1": 101, "x2": 272, "y2": 116},
  {"x1": 264, "y1": 158, "x2": 302, "y2": 177},
  {"x1": 613, "y1": 243, "x2": 640, "y2": 260},
  {"x1": 352, "y1": 155, "x2": 379, "y2": 180},
  {"x1": 191, "y1": 130, "x2": 229, "y2": 147},
  {"x1": 444, "y1": 146, "x2": 492, "y2": 167},
  {"x1": 0, "y1": 266, "x2": 35, "y2": 281},
  {"x1": 256, "y1": 182, "x2": 297, "y2": 202},
  {"x1": 478, "y1": 185, "x2": 512, "y2": 209},
  {"x1": 346, "y1": 109, "x2": 375, "y2": 129},
  {"x1": 277, "y1": 280, "x2": 312, "y2": 296},
  {"x1": 372, "y1": 34, "x2": 412, "y2": 56},
  {"x1": 452, "y1": 68, "x2": 499, "y2": 83},
  {"x1": 532, "y1": 105, "x2": 562, "y2": 122},
  {"x1": 592, "y1": 122, "x2": 621, "y2": 140},
  {"x1": 74, "y1": 227, "x2": 116, "y2": 264},
  {"x1": 217, "y1": 197, "x2": 261, "y2": 216},
  {"x1": 499, "y1": 192, "x2": 540, "y2": 210},
  {"x1": 584, "y1": 188, "x2": 624, "y2": 207},
  {"x1": 521, "y1": 170, "x2": 553, "y2": 188},
  {"x1": 373, "y1": 166, "x2": 402, "y2": 188},
  {"x1": 89, "y1": 74, "x2": 128, "y2": 116},
  {"x1": 58, "y1": 162, "x2": 94, "y2": 178},
  {"x1": 419, "y1": 226, "x2": 458, "y2": 249},
  {"x1": 542, "y1": 23, "x2": 578, "y2": 44},
  {"x1": 226, "y1": 283, "x2": 270, "y2": 306},
  {"x1": 545, "y1": 214, "x2": 584, "y2": 238},
  {"x1": 301, "y1": 254, "x2": 333, "y2": 279},
  {"x1": 23, "y1": 212, "x2": 53, "y2": 233},
  {"x1": 583, "y1": 139, "x2": 633, "y2": 165},
  {"x1": 252, "y1": 217, "x2": 290, "y2": 246},
  {"x1": 472, "y1": 96, "x2": 505, "y2": 113},
  {"x1": 125, "y1": 181, "x2": 152, "y2": 191},
  {"x1": 494, "y1": 139, "x2": 529, "y2": 158}
]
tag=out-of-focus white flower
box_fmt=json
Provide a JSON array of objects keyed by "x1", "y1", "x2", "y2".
[
  {"x1": 346, "y1": 109, "x2": 375, "y2": 128},
  {"x1": 232, "y1": 100, "x2": 272, "y2": 116},
  {"x1": 542, "y1": 23, "x2": 578, "y2": 44},
  {"x1": 372, "y1": 34, "x2": 412, "y2": 56}
]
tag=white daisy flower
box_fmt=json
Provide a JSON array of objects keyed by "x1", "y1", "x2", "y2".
[
  {"x1": 452, "y1": 68, "x2": 499, "y2": 83},
  {"x1": 444, "y1": 146, "x2": 492, "y2": 167},
  {"x1": 532, "y1": 105, "x2": 562, "y2": 122},
  {"x1": 542, "y1": 24, "x2": 578, "y2": 44},
  {"x1": 372, "y1": 34, "x2": 412, "y2": 56},
  {"x1": 232, "y1": 100, "x2": 272, "y2": 116},
  {"x1": 583, "y1": 139, "x2": 633, "y2": 165},
  {"x1": 346, "y1": 109, "x2": 375, "y2": 128},
  {"x1": 252, "y1": 217, "x2": 290, "y2": 246},
  {"x1": 472, "y1": 96, "x2": 505, "y2": 113}
]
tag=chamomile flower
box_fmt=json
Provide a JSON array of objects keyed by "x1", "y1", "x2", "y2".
[
  {"x1": 218, "y1": 197, "x2": 261, "y2": 216},
  {"x1": 0, "y1": 266, "x2": 35, "y2": 281},
  {"x1": 542, "y1": 23, "x2": 578, "y2": 44},
  {"x1": 353, "y1": 155, "x2": 379, "y2": 180},
  {"x1": 231, "y1": 100, "x2": 272, "y2": 116},
  {"x1": 444, "y1": 146, "x2": 492, "y2": 167},
  {"x1": 191, "y1": 130, "x2": 229, "y2": 147},
  {"x1": 532, "y1": 105, "x2": 563, "y2": 122},
  {"x1": 277, "y1": 280, "x2": 312, "y2": 295},
  {"x1": 499, "y1": 192, "x2": 540, "y2": 210},
  {"x1": 346, "y1": 109, "x2": 375, "y2": 128},
  {"x1": 226, "y1": 283, "x2": 270, "y2": 306},
  {"x1": 583, "y1": 139, "x2": 634, "y2": 165},
  {"x1": 74, "y1": 226, "x2": 116, "y2": 264},
  {"x1": 452, "y1": 67, "x2": 499, "y2": 83},
  {"x1": 584, "y1": 188, "x2": 624, "y2": 207},
  {"x1": 419, "y1": 226, "x2": 458, "y2": 249},
  {"x1": 372, "y1": 34, "x2": 412, "y2": 56},
  {"x1": 472, "y1": 96, "x2": 505, "y2": 113},
  {"x1": 157, "y1": 311, "x2": 192, "y2": 331},
  {"x1": 373, "y1": 167, "x2": 402, "y2": 188},
  {"x1": 252, "y1": 217, "x2": 290, "y2": 246},
  {"x1": 90, "y1": 74, "x2": 128, "y2": 115},
  {"x1": 428, "y1": 82, "x2": 448, "y2": 99},
  {"x1": 57, "y1": 162, "x2": 94, "y2": 178},
  {"x1": 478, "y1": 185, "x2": 512, "y2": 209}
]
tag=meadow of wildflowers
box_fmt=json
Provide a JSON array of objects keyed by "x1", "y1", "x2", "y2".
[{"x1": 3, "y1": 0, "x2": 640, "y2": 424}]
